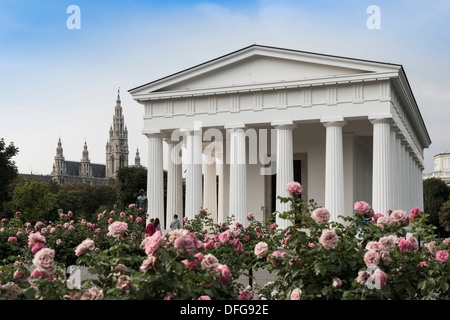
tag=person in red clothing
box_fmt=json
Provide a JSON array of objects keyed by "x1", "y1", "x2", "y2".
[{"x1": 146, "y1": 218, "x2": 155, "y2": 237}]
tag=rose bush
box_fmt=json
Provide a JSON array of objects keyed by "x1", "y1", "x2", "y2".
[
  {"x1": 1, "y1": 181, "x2": 450, "y2": 300},
  {"x1": 258, "y1": 187, "x2": 450, "y2": 300}
]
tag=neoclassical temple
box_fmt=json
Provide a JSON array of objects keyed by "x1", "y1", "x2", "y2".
[{"x1": 128, "y1": 45, "x2": 431, "y2": 229}]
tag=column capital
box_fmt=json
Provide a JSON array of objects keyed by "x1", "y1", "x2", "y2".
[
  {"x1": 320, "y1": 116, "x2": 346, "y2": 127},
  {"x1": 142, "y1": 128, "x2": 161, "y2": 137},
  {"x1": 368, "y1": 114, "x2": 393, "y2": 125},
  {"x1": 224, "y1": 123, "x2": 246, "y2": 130},
  {"x1": 271, "y1": 120, "x2": 296, "y2": 130}
]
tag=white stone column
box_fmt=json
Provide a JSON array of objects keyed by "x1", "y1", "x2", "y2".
[
  {"x1": 395, "y1": 132, "x2": 404, "y2": 210},
  {"x1": 217, "y1": 142, "x2": 229, "y2": 224},
  {"x1": 370, "y1": 117, "x2": 393, "y2": 215},
  {"x1": 390, "y1": 127, "x2": 399, "y2": 210},
  {"x1": 143, "y1": 130, "x2": 164, "y2": 225},
  {"x1": 418, "y1": 164, "x2": 424, "y2": 210},
  {"x1": 400, "y1": 140, "x2": 408, "y2": 211},
  {"x1": 321, "y1": 117, "x2": 346, "y2": 221},
  {"x1": 203, "y1": 152, "x2": 218, "y2": 223},
  {"x1": 273, "y1": 121, "x2": 295, "y2": 229},
  {"x1": 183, "y1": 127, "x2": 203, "y2": 219},
  {"x1": 405, "y1": 146, "x2": 413, "y2": 212},
  {"x1": 166, "y1": 139, "x2": 183, "y2": 229},
  {"x1": 226, "y1": 123, "x2": 247, "y2": 226}
]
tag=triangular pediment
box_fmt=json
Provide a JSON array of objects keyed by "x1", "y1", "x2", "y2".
[{"x1": 129, "y1": 45, "x2": 401, "y2": 96}]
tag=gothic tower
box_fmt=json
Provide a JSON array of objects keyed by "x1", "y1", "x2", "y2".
[
  {"x1": 106, "y1": 89, "x2": 129, "y2": 178},
  {"x1": 80, "y1": 141, "x2": 91, "y2": 177},
  {"x1": 135, "y1": 148, "x2": 141, "y2": 166},
  {"x1": 51, "y1": 138, "x2": 67, "y2": 183}
]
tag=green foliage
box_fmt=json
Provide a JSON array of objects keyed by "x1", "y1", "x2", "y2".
[
  {"x1": 115, "y1": 166, "x2": 148, "y2": 208},
  {"x1": 0, "y1": 139, "x2": 19, "y2": 215},
  {"x1": 55, "y1": 183, "x2": 117, "y2": 222},
  {"x1": 10, "y1": 179, "x2": 57, "y2": 224},
  {"x1": 439, "y1": 197, "x2": 450, "y2": 232},
  {"x1": 423, "y1": 178, "x2": 450, "y2": 237}
]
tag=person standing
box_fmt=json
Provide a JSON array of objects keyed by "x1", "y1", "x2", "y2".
[
  {"x1": 169, "y1": 215, "x2": 182, "y2": 230},
  {"x1": 154, "y1": 218, "x2": 161, "y2": 232},
  {"x1": 146, "y1": 218, "x2": 155, "y2": 237}
]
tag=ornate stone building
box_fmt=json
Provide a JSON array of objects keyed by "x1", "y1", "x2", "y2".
[
  {"x1": 106, "y1": 91, "x2": 130, "y2": 178},
  {"x1": 423, "y1": 151, "x2": 450, "y2": 185},
  {"x1": 51, "y1": 91, "x2": 138, "y2": 185}
]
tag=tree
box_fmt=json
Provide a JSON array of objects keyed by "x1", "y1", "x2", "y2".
[
  {"x1": 0, "y1": 139, "x2": 19, "y2": 215},
  {"x1": 423, "y1": 178, "x2": 450, "y2": 237},
  {"x1": 56, "y1": 183, "x2": 117, "y2": 222},
  {"x1": 438, "y1": 197, "x2": 450, "y2": 233},
  {"x1": 10, "y1": 179, "x2": 57, "y2": 223},
  {"x1": 115, "y1": 166, "x2": 148, "y2": 208}
]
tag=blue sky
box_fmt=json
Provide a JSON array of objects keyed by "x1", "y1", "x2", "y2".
[{"x1": 1, "y1": 0, "x2": 449, "y2": 175}]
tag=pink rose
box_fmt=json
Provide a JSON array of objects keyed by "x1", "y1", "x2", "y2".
[
  {"x1": 354, "y1": 201, "x2": 374, "y2": 217},
  {"x1": 390, "y1": 210, "x2": 409, "y2": 227},
  {"x1": 365, "y1": 241, "x2": 384, "y2": 252},
  {"x1": 372, "y1": 269, "x2": 387, "y2": 289},
  {"x1": 28, "y1": 232, "x2": 46, "y2": 247},
  {"x1": 409, "y1": 208, "x2": 424, "y2": 221},
  {"x1": 218, "y1": 230, "x2": 232, "y2": 244},
  {"x1": 373, "y1": 213, "x2": 384, "y2": 221},
  {"x1": 8, "y1": 237, "x2": 17, "y2": 243},
  {"x1": 215, "y1": 264, "x2": 230, "y2": 284},
  {"x1": 108, "y1": 221, "x2": 128, "y2": 237},
  {"x1": 254, "y1": 242, "x2": 269, "y2": 258},
  {"x1": 233, "y1": 239, "x2": 243, "y2": 253},
  {"x1": 247, "y1": 212, "x2": 254, "y2": 220},
  {"x1": 203, "y1": 239, "x2": 214, "y2": 250},
  {"x1": 376, "y1": 216, "x2": 393, "y2": 230},
  {"x1": 364, "y1": 250, "x2": 380, "y2": 268},
  {"x1": 29, "y1": 268, "x2": 54, "y2": 284},
  {"x1": 201, "y1": 253, "x2": 218, "y2": 270},
  {"x1": 75, "y1": 238, "x2": 95, "y2": 256},
  {"x1": 357, "y1": 270, "x2": 371, "y2": 286},
  {"x1": 80, "y1": 287, "x2": 103, "y2": 300},
  {"x1": 378, "y1": 236, "x2": 395, "y2": 252},
  {"x1": 318, "y1": 229, "x2": 339, "y2": 249},
  {"x1": 286, "y1": 181, "x2": 303, "y2": 197},
  {"x1": 290, "y1": 288, "x2": 302, "y2": 300},
  {"x1": 268, "y1": 250, "x2": 283, "y2": 268},
  {"x1": 311, "y1": 208, "x2": 330, "y2": 224},
  {"x1": 198, "y1": 296, "x2": 211, "y2": 300},
  {"x1": 182, "y1": 256, "x2": 200, "y2": 271},
  {"x1": 31, "y1": 242, "x2": 46, "y2": 255},
  {"x1": 238, "y1": 289, "x2": 253, "y2": 300},
  {"x1": 32, "y1": 248, "x2": 56, "y2": 275},
  {"x1": 140, "y1": 255, "x2": 160, "y2": 272},
  {"x1": 174, "y1": 234, "x2": 197, "y2": 256},
  {"x1": 436, "y1": 250, "x2": 449, "y2": 263},
  {"x1": 398, "y1": 236, "x2": 418, "y2": 253},
  {"x1": 145, "y1": 231, "x2": 164, "y2": 256}
]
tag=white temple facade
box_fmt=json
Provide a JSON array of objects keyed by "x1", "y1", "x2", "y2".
[{"x1": 128, "y1": 45, "x2": 431, "y2": 229}]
